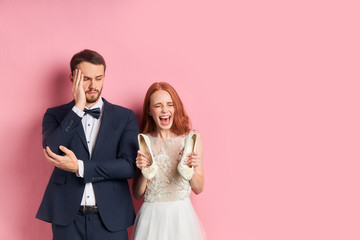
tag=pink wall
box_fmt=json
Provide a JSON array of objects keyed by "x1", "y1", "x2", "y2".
[{"x1": 1, "y1": 0, "x2": 360, "y2": 239}]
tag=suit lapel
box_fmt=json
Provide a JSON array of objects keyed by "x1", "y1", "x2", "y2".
[
  {"x1": 66, "y1": 100, "x2": 90, "y2": 154},
  {"x1": 91, "y1": 99, "x2": 114, "y2": 159},
  {"x1": 77, "y1": 124, "x2": 90, "y2": 155}
]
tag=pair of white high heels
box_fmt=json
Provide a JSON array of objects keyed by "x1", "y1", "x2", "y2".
[{"x1": 138, "y1": 132, "x2": 198, "y2": 181}]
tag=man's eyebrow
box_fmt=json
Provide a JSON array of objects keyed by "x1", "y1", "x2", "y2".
[{"x1": 83, "y1": 75, "x2": 103, "y2": 79}]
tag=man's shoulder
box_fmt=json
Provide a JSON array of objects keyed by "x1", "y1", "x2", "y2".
[
  {"x1": 103, "y1": 99, "x2": 134, "y2": 114},
  {"x1": 103, "y1": 99, "x2": 138, "y2": 124},
  {"x1": 46, "y1": 101, "x2": 74, "y2": 113}
]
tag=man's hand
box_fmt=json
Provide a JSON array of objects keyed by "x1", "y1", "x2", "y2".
[
  {"x1": 44, "y1": 146, "x2": 79, "y2": 173},
  {"x1": 71, "y1": 69, "x2": 86, "y2": 111}
]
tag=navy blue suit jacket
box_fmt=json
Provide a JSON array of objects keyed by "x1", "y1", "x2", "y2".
[{"x1": 36, "y1": 98, "x2": 139, "y2": 232}]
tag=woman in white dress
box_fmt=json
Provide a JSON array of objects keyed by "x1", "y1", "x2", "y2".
[{"x1": 132, "y1": 82, "x2": 206, "y2": 240}]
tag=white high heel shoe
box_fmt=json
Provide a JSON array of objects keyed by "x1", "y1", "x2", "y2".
[
  {"x1": 138, "y1": 134, "x2": 158, "y2": 180},
  {"x1": 178, "y1": 132, "x2": 198, "y2": 180}
]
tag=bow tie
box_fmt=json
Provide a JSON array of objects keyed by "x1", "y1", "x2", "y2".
[{"x1": 84, "y1": 108, "x2": 101, "y2": 119}]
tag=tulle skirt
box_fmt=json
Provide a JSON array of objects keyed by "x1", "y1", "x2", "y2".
[{"x1": 132, "y1": 198, "x2": 206, "y2": 240}]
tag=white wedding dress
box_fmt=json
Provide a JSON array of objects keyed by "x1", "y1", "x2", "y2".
[{"x1": 132, "y1": 134, "x2": 206, "y2": 240}]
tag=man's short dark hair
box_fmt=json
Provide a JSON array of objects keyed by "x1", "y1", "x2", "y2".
[{"x1": 70, "y1": 49, "x2": 106, "y2": 73}]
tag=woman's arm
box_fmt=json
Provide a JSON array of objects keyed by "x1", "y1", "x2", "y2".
[
  {"x1": 132, "y1": 150, "x2": 149, "y2": 199},
  {"x1": 188, "y1": 131, "x2": 204, "y2": 194}
]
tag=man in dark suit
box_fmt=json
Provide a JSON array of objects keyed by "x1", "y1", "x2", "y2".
[{"x1": 36, "y1": 49, "x2": 138, "y2": 240}]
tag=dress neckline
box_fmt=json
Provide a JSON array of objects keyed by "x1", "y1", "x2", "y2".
[{"x1": 147, "y1": 134, "x2": 186, "y2": 140}]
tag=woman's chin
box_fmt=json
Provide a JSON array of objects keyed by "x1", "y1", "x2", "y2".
[{"x1": 156, "y1": 122, "x2": 173, "y2": 131}]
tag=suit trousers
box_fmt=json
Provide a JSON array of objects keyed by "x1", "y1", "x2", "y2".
[{"x1": 52, "y1": 211, "x2": 128, "y2": 240}]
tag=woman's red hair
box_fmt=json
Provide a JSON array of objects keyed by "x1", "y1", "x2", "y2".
[{"x1": 140, "y1": 82, "x2": 191, "y2": 135}]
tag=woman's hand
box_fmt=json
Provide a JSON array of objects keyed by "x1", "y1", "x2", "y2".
[
  {"x1": 136, "y1": 150, "x2": 152, "y2": 169},
  {"x1": 185, "y1": 152, "x2": 200, "y2": 168}
]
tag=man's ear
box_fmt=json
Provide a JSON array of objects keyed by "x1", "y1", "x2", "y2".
[{"x1": 69, "y1": 74, "x2": 73, "y2": 82}]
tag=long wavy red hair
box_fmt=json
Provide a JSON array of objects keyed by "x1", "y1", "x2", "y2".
[{"x1": 140, "y1": 82, "x2": 191, "y2": 135}]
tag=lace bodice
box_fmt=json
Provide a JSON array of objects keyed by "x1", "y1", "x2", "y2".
[{"x1": 144, "y1": 134, "x2": 192, "y2": 202}]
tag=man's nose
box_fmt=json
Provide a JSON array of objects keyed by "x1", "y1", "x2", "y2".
[{"x1": 89, "y1": 79, "x2": 96, "y2": 89}]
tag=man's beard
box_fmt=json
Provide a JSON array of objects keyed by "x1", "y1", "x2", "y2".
[{"x1": 86, "y1": 88, "x2": 102, "y2": 104}]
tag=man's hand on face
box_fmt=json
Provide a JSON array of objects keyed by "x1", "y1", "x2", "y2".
[
  {"x1": 44, "y1": 146, "x2": 79, "y2": 173},
  {"x1": 72, "y1": 69, "x2": 86, "y2": 111}
]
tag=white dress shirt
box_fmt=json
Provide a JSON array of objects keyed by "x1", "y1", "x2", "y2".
[{"x1": 72, "y1": 98, "x2": 103, "y2": 206}]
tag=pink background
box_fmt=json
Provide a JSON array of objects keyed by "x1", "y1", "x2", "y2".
[{"x1": 1, "y1": 0, "x2": 359, "y2": 239}]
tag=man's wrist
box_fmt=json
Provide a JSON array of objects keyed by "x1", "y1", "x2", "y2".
[
  {"x1": 72, "y1": 106, "x2": 85, "y2": 118},
  {"x1": 75, "y1": 103, "x2": 85, "y2": 112},
  {"x1": 73, "y1": 164, "x2": 79, "y2": 173}
]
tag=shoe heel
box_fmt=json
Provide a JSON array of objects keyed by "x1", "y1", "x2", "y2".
[
  {"x1": 138, "y1": 134, "x2": 158, "y2": 180},
  {"x1": 178, "y1": 132, "x2": 197, "y2": 180}
]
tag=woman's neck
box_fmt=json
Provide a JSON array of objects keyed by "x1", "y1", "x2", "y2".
[{"x1": 153, "y1": 129, "x2": 176, "y2": 139}]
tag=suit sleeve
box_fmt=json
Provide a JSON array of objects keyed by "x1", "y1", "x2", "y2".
[
  {"x1": 42, "y1": 108, "x2": 83, "y2": 155},
  {"x1": 82, "y1": 110, "x2": 139, "y2": 182}
]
